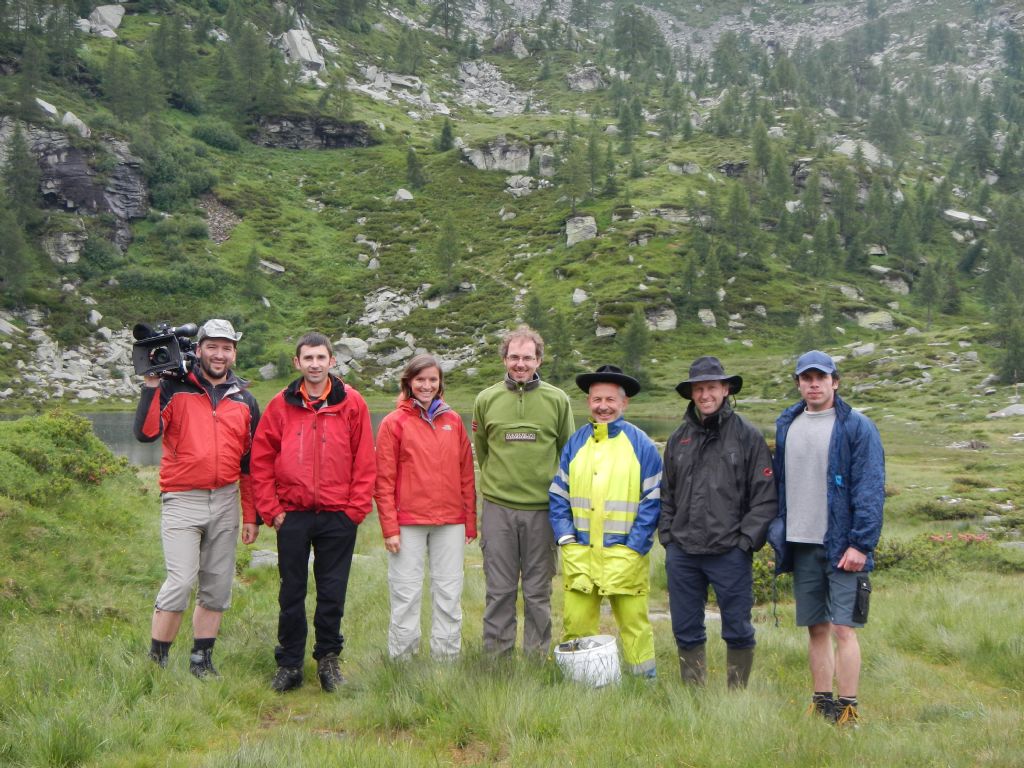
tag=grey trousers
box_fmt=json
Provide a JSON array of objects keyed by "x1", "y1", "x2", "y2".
[
  {"x1": 480, "y1": 500, "x2": 555, "y2": 655},
  {"x1": 387, "y1": 524, "x2": 466, "y2": 660}
]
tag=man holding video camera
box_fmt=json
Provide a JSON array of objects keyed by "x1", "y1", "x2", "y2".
[{"x1": 134, "y1": 318, "x2": 261, "y2": 678}]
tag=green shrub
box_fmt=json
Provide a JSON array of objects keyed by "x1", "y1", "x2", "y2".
[
  {"x1": 874, "y1": 533, "x2": 1024, "y2": 577},
  {"x1": 191, "y1": 119, "x2": 242, "y2": 151},
  {"x1": 0, "y1": 412, "x2": 127, "y2": 504}
]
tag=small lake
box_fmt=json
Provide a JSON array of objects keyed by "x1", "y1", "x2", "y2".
[{"x1": 84, "y1": 411, "x2": 682, "y2": 466}]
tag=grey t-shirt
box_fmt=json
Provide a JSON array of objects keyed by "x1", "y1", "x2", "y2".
[{"x1": 784, "y1": 407, "x2": 836, "y2": 544}]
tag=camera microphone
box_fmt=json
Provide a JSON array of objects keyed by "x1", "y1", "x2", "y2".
[{"x1": 133, "y1": 323, "x2": 156, "y2": 341}]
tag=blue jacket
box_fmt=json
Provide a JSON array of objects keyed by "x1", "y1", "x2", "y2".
[{"x1": 768, "y1": 394, "x2": 885, "y2": 574}]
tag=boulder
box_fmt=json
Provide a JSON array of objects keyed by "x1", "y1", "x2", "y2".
[
  {"x1": 856, "y1": 310, "x2": 895, "y2": 331},
  {"x1": 41, "y1": 220, "x2": 88, "y2": 265},
  {"x1": 851, "y1": 342, "x2": 876, "y2": 358},
  {"x1": 259, "y1": 363, "x2": 278, "y2": 380},
  {"x1": 394, "y1": 188, "x2": 414, "y2": 202},
  {"x1": 88, "y1": 4, "x2": 125, "y2": 31},
  {"x1": 335, "y1": 336, "x2": 369, "y2": 361},
  {"x1": 565, "y1": 215, "x2": 597, "y2": 246},
  {"x1": 534, "y1": 145, "x2": 556, "y2": 178},
  {"x1": 566, "y1": 67, "x2": 605, "y2": 91},
  {"x1": 646, "y1": 307, "x2": 677, "y2": 331},
  {"x1": 987, "y1": 404, "x2": 1024, "y2": 419},
  {"x1": 279, "y1": 29, "x2": 325, "y2": 72},
  {"x1": 492, "y1": 29, "x2": 529, "y2": 59},
  {"x1": 461, "y1": 136, "x2": 531, "y2": 172},
  {"x1": 833, "y1": 138, "x2": 884, "y2": 165},
  {"x1": 941, "y1": 209, "x2": 988, "y2": 230},
  {"x1": 572, "y1": 288, "x2": 589, "y2": 305},
  {"x1": 698, "y1": 309, "x2": 717, "y2": 328},
  {"x1": 35, "y1": 98, "x2": 58, "y2": 118},
  {"x1": 61, "y1": 111, "x2": 90, "y2": 138},
  {"x1": 505, "y1": 175, "x2": 533, "y2": 197}
]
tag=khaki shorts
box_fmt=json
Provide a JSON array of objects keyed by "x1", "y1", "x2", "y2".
[{"x1": 154, "y1": 485, "x2": 240, "y2": 613}]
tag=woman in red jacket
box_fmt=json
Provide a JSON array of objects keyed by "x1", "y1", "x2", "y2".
[{"x1": 374, "y1": 354, "x2": 477, "y2": 660}]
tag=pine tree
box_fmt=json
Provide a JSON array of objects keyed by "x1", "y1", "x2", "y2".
[
  {"x1": 318, "y1": 73, "x2": 352, "y2": 120},
  {"x1": 602, "y1": 141, "x2": 618, "y2": 197},
  {"x1": 524, "y1": 293, "x2": 547, "y2": 336},
  {"x1": 915, "y1": 259, "x2": 940, "y2": 329},
  {"x1": 619, "y1": 306, "x2": 650, "y2": 385},
  {"x1": 436, "y1": 118, "x2": 454, "y2": 151},
  {"x1": 546, "y1": 309, "x2": 573, "y2": 383},
  {"x1": 751, "y1": 118, "x2": 771, "y2": 180},
  {"x1": 406, "y1": 147, "x2": 427, "y2": 189},
  {"x1": 0, "y1": 206, "x2": 30, "y2": 298},
  {"x1": 243, "y1": 246, "x2": 265, "y2": 299},
  {"x1": 3, "y1": 124, "x2": 42, "y2": 233},
  {"x1": 15, "y1": 32, "x2": 44, "y2": 121},
  {"x1": 558, "y1": 137, "x2": 588, "y2": 214},
  {"x1": 436, "y1": 216, "x2": 459, "y2": 289}
]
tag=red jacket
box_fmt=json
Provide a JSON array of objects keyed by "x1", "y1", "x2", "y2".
[
  {"x1": 374, "y1": 397, "x2": 477, "y2": 540},
  {"x1": 250, "y1": 375, "x2": 376, "y2": 527},
  {"x1": 133, "y1": 370, "x2": 260, "y2": 523}
]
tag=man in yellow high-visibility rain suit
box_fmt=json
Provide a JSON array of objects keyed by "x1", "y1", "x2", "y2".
[{"x1": 549, "y1": 365, "x2": 662, "y2": 677}]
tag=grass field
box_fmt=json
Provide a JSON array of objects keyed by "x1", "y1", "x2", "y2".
[{"x1": 0, "y1": 412, "x2": 1022, "y2": 767}]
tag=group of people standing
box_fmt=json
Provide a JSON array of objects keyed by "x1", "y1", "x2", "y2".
[{"x1": 135, "y1": 319, "x2": 884, "y2": 725}]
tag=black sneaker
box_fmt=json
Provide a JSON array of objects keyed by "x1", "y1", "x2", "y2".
[
  {"x1": 271, "y1": 666, "x2": 304, "y2": 693},
  {"x1": 317, "y1": 654, "x2": 344, "y2": 692},
  {"x1": 149, "y1": 650, "x2": 168, "y2": 668},
  {"x1": 189, "y1": 648, "x2": 219, "y2": 679},
  {"x1": 835, "y1": 702, "x2": 860, "y2": 727}
]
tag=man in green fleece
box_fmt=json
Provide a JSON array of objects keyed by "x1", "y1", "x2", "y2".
[{"x1": 472, "y1": 325, "x2": 575, "y2": 655}]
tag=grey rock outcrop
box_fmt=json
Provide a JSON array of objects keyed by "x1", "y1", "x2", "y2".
[
  {"x1": 41, "y1": 219, "x2": 88, "y2": 265},
  {"x1": 492, "y1": 29, "x2": 530, "y2": 59},
  {"x1": 566, "y1": 67, "x2": 605, "y2": 91},
  {"x1": 646, "y1": 307, "x2": 677, "y2": 331},
  {"x1": 252, "y1": 116, "x2": 377, "y2": 150},
  {"x1": 278, "y1": 29, "x2": 325, "y2": 72},
  {"x1": 565, "y1": 216, "x2": 597, "y2": 246},
  {"x1": 61, "y1": 111, "x2": 91, "y2": 138},
  {"x1": 856, "y1": 310, "x2": 896, "y2": 331},
  {"x1": 461, "y1": 136, "x2": 531, "y2": 172},
  {"x1": 88, "y1": 4, "x2": 125, "y2": 33},
  {"x1": 0, "y1": 117, "x2": 147, "y2": 251}
]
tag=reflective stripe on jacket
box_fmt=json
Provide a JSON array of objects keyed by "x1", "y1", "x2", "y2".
[{"x1": 549, "y1": 418, "x2": 662, "y2": 595}]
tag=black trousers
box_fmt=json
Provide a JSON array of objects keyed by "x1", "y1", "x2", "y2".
[{"x1": 275, "y1": 511, "x2": 358, "y2": 668}]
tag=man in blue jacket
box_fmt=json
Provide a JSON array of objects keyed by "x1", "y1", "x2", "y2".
[{"x1": 768, "y1": 350, "x2": 885, "y2": 726}]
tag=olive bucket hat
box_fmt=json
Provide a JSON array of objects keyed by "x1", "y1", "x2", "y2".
[{"x1": 675, "y1": 356, "x2": 743, "y2": 399}]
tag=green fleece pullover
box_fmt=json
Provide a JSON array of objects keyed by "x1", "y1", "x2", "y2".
[{"x1": 472, "y1": 374, "x2": 574, "y2": 510}]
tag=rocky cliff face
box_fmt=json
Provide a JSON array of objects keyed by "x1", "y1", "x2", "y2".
[
  {"x1": 0, "y1": 117, "x2": 148, "y2": 253},
  {"x1": 251, "y1": 116, "x2": 378, "y2": 149}
]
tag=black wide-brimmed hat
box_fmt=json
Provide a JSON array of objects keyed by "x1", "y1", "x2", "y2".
[
  {"x1": 675, "y1": 356, "x2": 743, "y2": 399},
  {"x1": 576, "y1": 364, "x2": 641, "y2": 397}
]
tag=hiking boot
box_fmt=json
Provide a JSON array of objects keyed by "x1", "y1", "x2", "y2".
[
  {"x1": 148, "y1": 650, "x2": 168, "y2": 668},
  {"x1": 726, "y1": 647, "x2": 754, "y2": 690},
  {"x1": 271, "y1": 666, "x2": 304, "y2": 693},
  {"x1": 317, "y1": 653, "x2": 344, "y2": 692},
  {"x1": 678, "y1": 645, "x2": 706, "y2": 687},
  {"x1": 189, "y1": 648, "x2": 219, "y2": 679},
  {"x1": 807, "y1": 695, "x2": 835, "y2": 721},
  {"x1": 835, "y1": 702, "x2": 860, "y2": 727}
]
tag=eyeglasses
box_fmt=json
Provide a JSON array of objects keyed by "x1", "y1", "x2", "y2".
[{"x1": 505, "y1": 355, "x2": 537, "y2": 363}]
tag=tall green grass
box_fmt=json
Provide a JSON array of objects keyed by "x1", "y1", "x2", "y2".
[{"x1": 1, "y1": 413, "x2": 1022, "y2": 766}]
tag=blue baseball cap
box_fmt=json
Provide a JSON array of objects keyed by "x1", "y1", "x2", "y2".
[{"x1": 794, "y1": 350, "x2": 837, "y2": 376}]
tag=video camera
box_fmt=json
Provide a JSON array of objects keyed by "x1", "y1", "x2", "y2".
[{"x1": 131, "y1": 322, "x2": 198, "y2": 377}]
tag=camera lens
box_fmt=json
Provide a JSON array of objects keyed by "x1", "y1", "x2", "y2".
[{"x1": 149, "y1": 346, "x2": 171, "y2": 365}]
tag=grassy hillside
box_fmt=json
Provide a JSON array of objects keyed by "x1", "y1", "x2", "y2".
[{"x1": 1, "y1": 0, "x2": 1023, "y2": 406}]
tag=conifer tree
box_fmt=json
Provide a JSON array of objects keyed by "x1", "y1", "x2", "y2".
[
  {"x1": 436, "y1": 117, "x2": 454, "y2": 151},
  {"x1": 619, "y1": 306, "x2": 650, "y2": 386},
  {"x1": 15, "y1": 32, "x2": 44, "y2": 121},
  {"x1": 546, "y1": 309, "x2": 573, "y2": 383},
  {"x1": 915, "y1": 259, "x2": 940, "y2": 329},
  {"x1": 4, "y1": 124, "x2": 42, "y2": 234},
  {"x1": 524, "y1": 293, "x2": 547, "y2": 336},
  {"x1": 436, "y1": 216, "x2": 459, "y2": 289},
  {"x1": 406, "y1": 147, "x2": 427, "y2": 190},
  {"x1": 0, "y1": 206, "x2": 30, "y2": 299}
]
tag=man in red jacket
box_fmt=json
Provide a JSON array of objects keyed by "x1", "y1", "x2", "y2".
[
  {"x1": 250, "y1": 331, "x2": 376, "y2": 693},
  {"x1": 134, "y1": 318, "x2": 260, "y2": 679}
]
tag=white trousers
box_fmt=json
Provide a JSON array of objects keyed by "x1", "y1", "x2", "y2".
[{"x1": 387, "y1": 524, "x2": 466, "y2": 660}]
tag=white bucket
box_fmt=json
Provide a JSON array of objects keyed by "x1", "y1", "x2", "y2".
[{"x1": 553, "y1": 634, "x2": 621, "y2": 688}]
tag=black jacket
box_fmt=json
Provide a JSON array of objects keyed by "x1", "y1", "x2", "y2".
[{"x1": 659, "y1": 401, "x2": 777, "y2": 555}]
